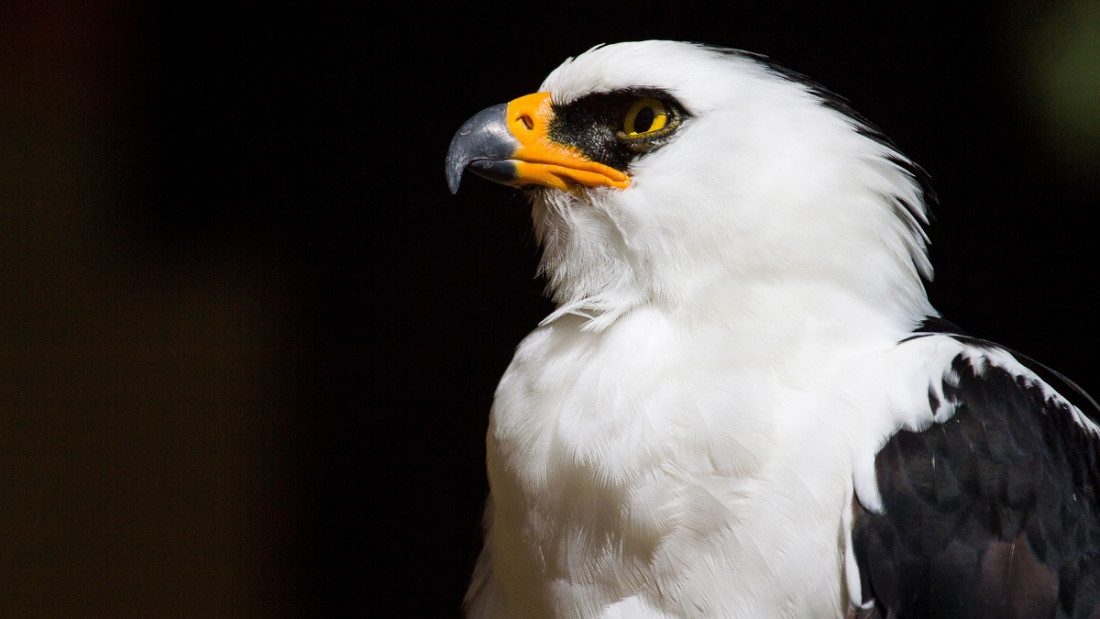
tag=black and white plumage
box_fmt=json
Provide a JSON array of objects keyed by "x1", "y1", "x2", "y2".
[{"x1": 445, "y1": 41, "x2": 1100, "y2": 618}]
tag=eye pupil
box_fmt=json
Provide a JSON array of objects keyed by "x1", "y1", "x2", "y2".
[{"x1": 634, "y1": 106, "x2": 655, "y2": 133}]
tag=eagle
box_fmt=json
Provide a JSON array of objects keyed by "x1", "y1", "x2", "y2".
[{"x1": 445, "y1": 40, "x2": 1100, "y2": 618}]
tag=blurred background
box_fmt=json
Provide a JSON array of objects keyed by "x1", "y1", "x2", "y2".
[{"x1": 1, "y1": 0, "x2": 1097, "y2": 616}]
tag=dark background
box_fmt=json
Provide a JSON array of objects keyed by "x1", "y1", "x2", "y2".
[{"x1": 2, "y1": 1, "x2": 1098, "y2": 616}]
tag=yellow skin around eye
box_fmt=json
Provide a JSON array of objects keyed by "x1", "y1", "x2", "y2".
[{"x1": 624, "y1": 97, "x2": 669, "y2": 136}]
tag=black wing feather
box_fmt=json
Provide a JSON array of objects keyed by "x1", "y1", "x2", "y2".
[{"x1": 852, "y1": 344, "x2": 1100, "y2": 618}]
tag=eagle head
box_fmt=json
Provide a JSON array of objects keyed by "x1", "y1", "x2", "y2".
[{"x1": 447, "y1": 41, "x2": 934, "y2": 331}]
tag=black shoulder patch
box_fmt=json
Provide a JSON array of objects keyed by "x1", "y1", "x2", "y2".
[
  {"x1": 852, "y1": 352, "x2": 1100, "y2": 618},
  {"x1": 918, "y1": 329, "x2": 1100, "y2": 429}
]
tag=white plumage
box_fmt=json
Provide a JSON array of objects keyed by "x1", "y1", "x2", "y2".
[{"x1": 446, "y1": 41, "x2": 1100, "y2": 618}]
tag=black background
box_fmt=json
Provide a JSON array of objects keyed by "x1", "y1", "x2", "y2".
[{"x1": 2, "y1": 1, "x2": 1098, "y2": 617}]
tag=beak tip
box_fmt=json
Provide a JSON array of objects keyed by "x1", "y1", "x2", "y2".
[{"x1": 445, "y1": 151, "x2": 466, "y2": 194}]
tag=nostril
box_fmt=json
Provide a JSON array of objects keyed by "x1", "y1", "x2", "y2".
[{"x1": 518, "y1": 114, "x2": 534, "y2": 131}]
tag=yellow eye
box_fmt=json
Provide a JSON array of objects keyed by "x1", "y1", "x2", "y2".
[{"x1": 623, "y1": 97, "x2": 669, "y2": 136}]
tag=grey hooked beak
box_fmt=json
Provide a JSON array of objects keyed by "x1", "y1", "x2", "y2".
[{"x1": 445, "y1": 104, "x2": 518, "y2": 194}]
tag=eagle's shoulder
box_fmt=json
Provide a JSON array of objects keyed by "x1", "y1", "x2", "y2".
[{"x1": 850, "y1": 330, "x2": 1100, "y2": 617}]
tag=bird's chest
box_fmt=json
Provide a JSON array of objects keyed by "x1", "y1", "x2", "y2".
[
  {"x1": 484, "y1": 314, "x2": 854, "y2": 615},
  {"x1": 490, "y1": 315, "x2": 781, "y2": 498}
]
